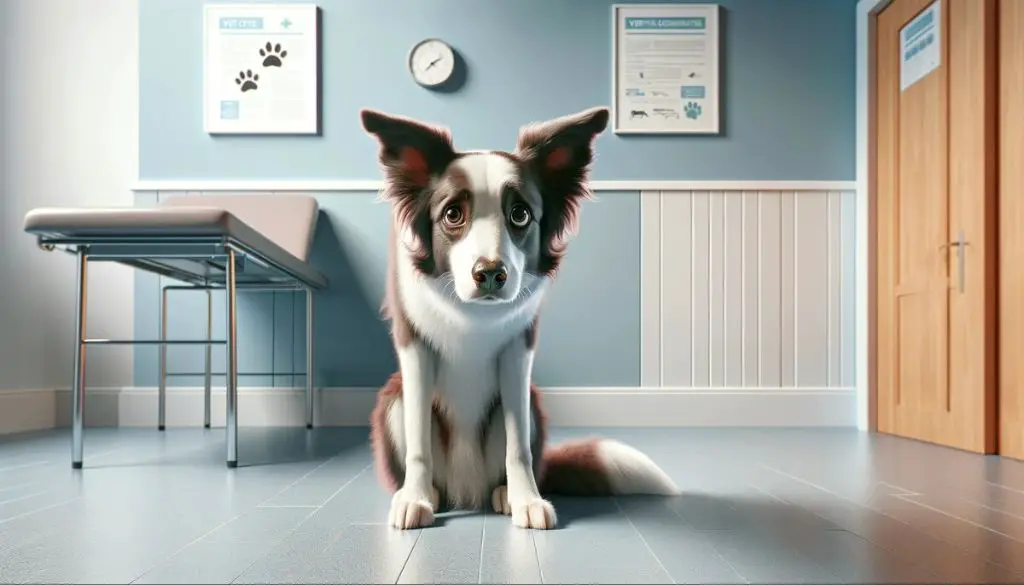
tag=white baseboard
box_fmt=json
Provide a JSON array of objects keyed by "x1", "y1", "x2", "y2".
[
  {"x1": 0, "y1": 389, "x2": 57, "y2": 435},
  {"x1": 28, "y1": 386, "x2": 857, "y2": 429}
]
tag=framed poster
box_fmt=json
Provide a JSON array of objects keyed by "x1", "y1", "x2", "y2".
[
  {"x1": 203, "y1": 4, "x2": 321, "y2": 135},
  {"x1": 611, "y1": 3, "x2": 721, "y2": 135},
  {"x1": 899, "y1": 0, "x2": 940, "y2": 92}
]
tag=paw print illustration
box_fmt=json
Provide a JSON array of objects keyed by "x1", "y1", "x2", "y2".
[
  {"x1": 684, "y1": 101, "x2": 702, "y2": 120},
  {"x1": 260, "y1": 42, "x2": 288, "y2": 67},
  {"x1": 235, "y1": 69, "x2": 259, "y2": 92}
]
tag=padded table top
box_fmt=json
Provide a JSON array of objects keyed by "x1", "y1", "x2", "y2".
[{"x1": 24, "y1": 199, "x2": 327, "y2": 288}]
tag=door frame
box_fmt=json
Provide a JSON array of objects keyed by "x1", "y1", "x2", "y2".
[
  {"x1": 855, "y1": 0, "x2": 891, "y2": 432},
  {"x1": 856, "y1": 0, "x2": 999, "y2": 437}
]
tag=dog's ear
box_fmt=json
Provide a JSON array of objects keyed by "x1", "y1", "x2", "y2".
[
  {"x1": 515, "y1": 107, "x2": 609, "y2": 274},
  {"x1": 360, "y1": 109, "x2": 456, "y2": 192}
]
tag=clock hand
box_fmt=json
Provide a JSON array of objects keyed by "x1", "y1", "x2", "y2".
[{"x1": 425, "y1": 56, "x2": 442, "y2": 70}]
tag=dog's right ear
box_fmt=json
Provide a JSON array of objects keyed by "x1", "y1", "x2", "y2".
[{"x1": 360, "y1": 109, "x2": 456, "y2": 191}]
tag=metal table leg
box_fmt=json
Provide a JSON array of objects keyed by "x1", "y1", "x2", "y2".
[
  {"x1": 204, "y1": 288, "x2": 212, "y2": 429},
  {"x1": 225, "y1": 249, "x2": 239, "y2": 468},
  {"x1": 71, "y1": 248, "x2": 89, "y2": 469},
  {"x1": 306, "y1": 287, "x2": 314, "y2": 430},
  {"x1": 158, "y1": 286, "x2": 168, "y2": 431}
]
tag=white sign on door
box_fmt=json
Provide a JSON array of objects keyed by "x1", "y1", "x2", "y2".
[
  {"x1": 203, "y1": 4, "x2": 320, "y2": 135},
  {"x1": 900, "y1": 0, "x2": 941, "y2": 92}
]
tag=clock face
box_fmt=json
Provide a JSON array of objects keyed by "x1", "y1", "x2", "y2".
[{"x1": 409, "y1": 39, "x2": 455, "y2": 88}]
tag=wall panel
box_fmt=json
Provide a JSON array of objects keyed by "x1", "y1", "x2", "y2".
[{"x1": 648, "y1": 190, "x2": 856, "y2": 390}]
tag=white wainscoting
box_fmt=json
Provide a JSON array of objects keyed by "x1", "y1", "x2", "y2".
[
  {"x1": 1, "y1": 181, "x2": 857, "y2": 432},
  {"x1": 640, "y1": 189, "x2": 857, "y2": 397}
]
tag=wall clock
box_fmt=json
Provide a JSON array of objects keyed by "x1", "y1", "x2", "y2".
[{"x1": 408, "y1": 38, "x2": 456, "y2": 88}]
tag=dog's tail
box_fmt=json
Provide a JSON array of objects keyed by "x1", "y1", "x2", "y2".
[{"x1": 538, "y1": 438, "x2": 679, "y2": 497}]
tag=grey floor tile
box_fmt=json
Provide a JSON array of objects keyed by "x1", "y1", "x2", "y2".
[
  {"x1": 788, "y1": 528, "x2": 940, "y2": 584},
  {"x1": 477, "y1": 513, "x2": 543, "y2": 584},
  {"x1": 700, "y1": 527, "x2": 839, "y2": 584},
  {"x1": 132, "y1": 506, "x2": 317, "y2": 584},
  {"x1": 258, "y1": 449, "x2": 372, "y2": 508},
  {"x1": 133, "y1": 541, "x2": 277, "y2": 584},
  {"x1": 233, "y1": 523, "x2": 419, "y2": 584},
  {"x1": 397, "y1": 512, "x2": 484, "y2": 584},
  {"x1": 867, "y1": 488, "x2": 1024, "y2": 575},
  {"x1": 617, "y1": 497, "x2": 745, "y2": 584},
  {"x1": 533, "y1": 497, "x2": 674, "y2": 584},
  {"x1": 2, "y1": 529, "x2": 180, "y2": 584},
  {"x1": 754, "y1": 465, "x2": 1024, "y2": 583},
  {"x1": 5, "y1": 427, "x2": 1024, "y2": 584}
]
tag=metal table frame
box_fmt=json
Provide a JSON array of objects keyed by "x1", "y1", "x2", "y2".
[{"x1": 34, "y1": 233, "x2": 328, "y2": 469}]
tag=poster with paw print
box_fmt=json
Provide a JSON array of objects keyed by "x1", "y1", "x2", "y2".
[{"x1": 203, "y1": 4, "x2": 320, "y2": 134}]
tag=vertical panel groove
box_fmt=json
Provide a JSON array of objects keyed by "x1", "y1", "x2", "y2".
[
  {"x1": 741, "y1": 194, "x2": 747, "y2": 385},
  {"x1": 690, "y1": 191, "x2": 697, "y2": 387},
  {"x1": 658, "y1": 191, "x2": 665, "y2": 386},
  {"x1": 707, "y1": 193, "x2": 714, "y2": 385},
  {"x1": 753, "y1": 189, "x2": 761, "y2": 387},
  {"x1": 722, "y1": 193, "x2": 728, "y2": 387},
  {"x1": 793, "y1": 192, "x2": 800, "y2": 386},
  {"x1": 826, "y1": 192, "x2": 833, "y2": 387}
]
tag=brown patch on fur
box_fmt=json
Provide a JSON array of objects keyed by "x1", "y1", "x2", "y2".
[
  {"x1": 369, "y1": 373, "x2": 405, "y2": 492},
  {"x1": 529, "y1": 383, "x2": 548, "y2": 477},
  {"x1": 361, "y1": 109, "x2": 459, "y2": 275},
  {"x1": 516, "y1": 107, "x2": 610, "y2": 276},
  {"x1": 431, "y1": 396, "x2": 452, "y2": 452},
  {"x1": 538, "y1": 438, "x2": 613, "y2": 496},
  {"x1": 531, "y1": 387, "x2": 616, "y2": 496},
  {"x1": 524, "y1": 317, "x2": 540, "y2": 349},
  {"x1": 368, "y1": 372, "x2": 454, "y2": 494},
  {"x1": 382, "y1": 222, "x2": 418, "y2": 347}
]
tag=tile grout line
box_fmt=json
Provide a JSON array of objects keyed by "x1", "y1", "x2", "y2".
[
  {"x1": 658, "y1": 493, "x2": 750, "y2": 583},
  {"x1": 476, "y1": 510, "x2": 487, "y2": 584},
  {"x1": 394, "y1": 528, "x2": 425, "y2": 584},
  {"x1": 232, "y1": 463, "x2": 375, "y2": 585},
  {"x1": 746, "y1": 469, "x2": 947, "y2": 583},
  {"x1": 756, "y1": 463, "x2": 1024, "y2": 580},
  {"x1": 612, "y1": 496, "x2": 677, "y2": 584},
  {"x1": 137, "y1": 457, "x2": 372, "y2": 584},
  {"x1": 530, "y1": 529, "x2": 545, "y2": 585},
  {"x1": 254, "y1": 453, "x2": 343, "y2": 507}
]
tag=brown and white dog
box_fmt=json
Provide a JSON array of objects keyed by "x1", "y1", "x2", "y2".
[{"x1": 361, "y1": 106, "x2": 678, "y2": 530}]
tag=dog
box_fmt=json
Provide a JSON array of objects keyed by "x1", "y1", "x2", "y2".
[
  {"x1": 360, "y1": 106, "x2": 679, "y2": 531},
  {"x1": 630, "y1": 109, "x2": 649, "y2": 119}
]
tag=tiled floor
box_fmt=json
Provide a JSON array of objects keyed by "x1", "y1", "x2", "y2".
[{"x1": 2, "y1": 426, "x2": 1024, "y2": 584}]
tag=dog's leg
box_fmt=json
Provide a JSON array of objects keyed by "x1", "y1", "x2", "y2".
[
  {"x1": 498, "y1": 337, "x2": 556, "y2": 529},
  {"x1": 486, "y1": 395, "x2": 544, "y2": 516},
  {"x1": 389, "y1": 341, "x2": 438, "y2": 529},
  {"x1": 378, "y1": 391, "x2": 447, "y2": 513}
]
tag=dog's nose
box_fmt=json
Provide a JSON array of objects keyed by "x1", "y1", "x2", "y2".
[{"x1": 472, "y1": 258, "x2": 507, "y2": 292}]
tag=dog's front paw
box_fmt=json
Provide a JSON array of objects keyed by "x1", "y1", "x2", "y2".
[
  {"x1": 510, "y1": 496, "x2": 557, "y2": 530},
  {"x1": 388, "y1": 487, "x2": 435, "y2": 530},
  {"x1": 492, "y1": 484, "x2": 511, "y2": 515}
]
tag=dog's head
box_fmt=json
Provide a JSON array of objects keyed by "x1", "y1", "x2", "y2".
[{"x1": 360, "y1": 107, "x2": 609, "y2": 304}]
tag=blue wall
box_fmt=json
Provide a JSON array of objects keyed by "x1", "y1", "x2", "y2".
[
  {"x1": 135, "y1": 0, "x2": 858, "y2": 390},
  {"x1": 139, "y1": 0, "x2": 857, "y2": 181}
]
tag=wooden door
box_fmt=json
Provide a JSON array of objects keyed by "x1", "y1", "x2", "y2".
[
  {"x1": 999, "y1": 0, "x2": 1024, "y2": 460},
  {"x1": 874, "y1": 0, "x2": 997, "y2": 453}
]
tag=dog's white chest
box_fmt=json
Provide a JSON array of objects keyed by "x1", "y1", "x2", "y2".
[{"x1": 434, "y1": 353, "x2": 499, "y2": 430}]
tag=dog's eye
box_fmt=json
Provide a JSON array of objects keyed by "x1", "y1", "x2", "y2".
[
  {"x1": 442, "y1": 205, "x2": 465, "y2": 227},
  {"x1": 509, "y1": 204, "x2": 532, "y2": 228}
]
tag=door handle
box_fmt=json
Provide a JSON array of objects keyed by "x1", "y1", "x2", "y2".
[{"x1": 942, "y1": 230, "x2": 969, "y2": 293}]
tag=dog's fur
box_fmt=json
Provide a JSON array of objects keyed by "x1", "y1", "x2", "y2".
[{"x1": 361, "y1": 106, "x2": 679, "y2": 530}]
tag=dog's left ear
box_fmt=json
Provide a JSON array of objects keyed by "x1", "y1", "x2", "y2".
[
  {"x1": 516, "y1": 106, "x2": 609, "y2": 187},
  {"x1": 360, "y1": 109, "x2": 456, "y2": 192},
  {"x1": 516, "y1": 107, "x2": 609, "y2": 274}
]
